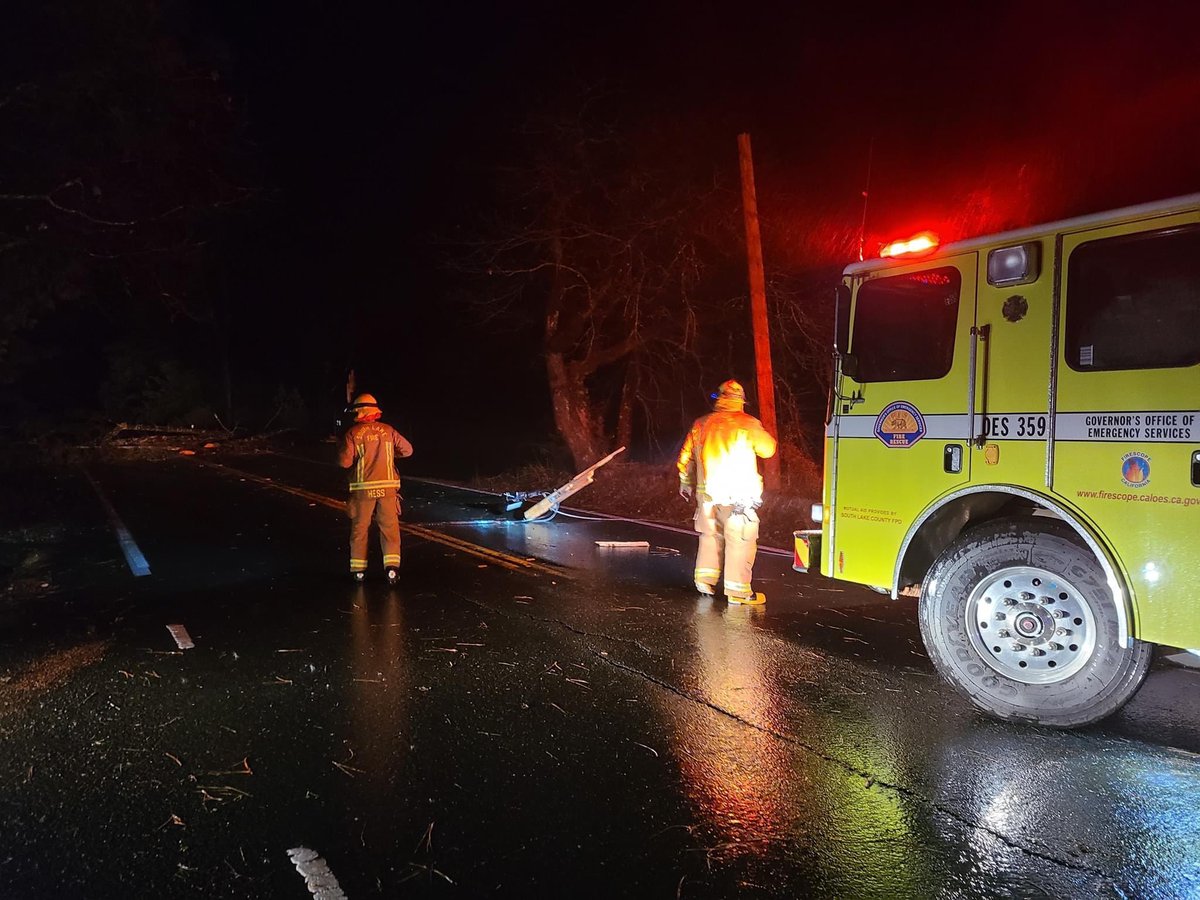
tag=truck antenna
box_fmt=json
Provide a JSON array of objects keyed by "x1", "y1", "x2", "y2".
[{"x1": 858, "y1": 136, "x2": 874, "y2": 262}]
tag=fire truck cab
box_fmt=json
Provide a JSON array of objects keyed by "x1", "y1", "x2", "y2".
[{"x1": 798, "y1": 193, "x2": 1200, "y2": 727}]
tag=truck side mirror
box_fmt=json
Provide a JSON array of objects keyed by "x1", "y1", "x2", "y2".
[{"x1": 841, "y1": 353, "x2": 859, "y2": 381}]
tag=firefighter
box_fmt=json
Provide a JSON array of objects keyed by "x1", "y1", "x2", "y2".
[
  {"x1": 677, "y1": 380, "x2": 777, "y2": 604},
  {"x1": 337, "y1": 393, "x2": 414, "y2": 584}
]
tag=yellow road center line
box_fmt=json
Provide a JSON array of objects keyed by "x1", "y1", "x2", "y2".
[{"x1": 201, "y1": 461, "x2": 567, "y2": 578}]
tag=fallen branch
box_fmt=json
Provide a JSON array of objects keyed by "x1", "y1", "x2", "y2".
[{"x1": 205, "y1": 757, "x2": 252, "y2": 776}]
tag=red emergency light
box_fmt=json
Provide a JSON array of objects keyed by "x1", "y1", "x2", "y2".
[{"x1": 880, "y1": 231, "x2": 939, "y2": 259}]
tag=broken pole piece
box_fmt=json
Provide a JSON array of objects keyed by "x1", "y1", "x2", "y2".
[
  {"x1": 523, "y1": 446, "x2": 625, "y2": 520},
  {"x1": 594, "y1": 541, "x2": 650, "y2": 549},
  {"x1": 166, "y1": 624, "x2": 195, "y2": 650}
]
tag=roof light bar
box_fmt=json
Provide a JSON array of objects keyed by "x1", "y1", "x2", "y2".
[{"x1": 880, "y1": 232, "x2": 939, "y2": 259}]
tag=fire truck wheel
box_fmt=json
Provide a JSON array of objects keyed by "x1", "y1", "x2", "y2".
[{"x1": 919, "y1": 517, "x2": 1152, "y2": 727}]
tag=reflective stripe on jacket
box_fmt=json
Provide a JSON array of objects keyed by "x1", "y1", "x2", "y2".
[
  {"x1": 677, "y1": 410, "x2": 776, "y2": 506},
  {"x1": 337, "y1": 421, "x2": 414, "y2": 491}
]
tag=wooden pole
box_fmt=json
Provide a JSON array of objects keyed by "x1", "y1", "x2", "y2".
[{"x1": 737, "y1": 133, "x2": 780, "y2": 487}]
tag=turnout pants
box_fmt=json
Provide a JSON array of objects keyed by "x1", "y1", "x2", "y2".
[
  {"x1": 347, "y1": 489, "x2": 401, "y2": 573},
  {"x1": 693, "y1": 501, "x2": 760, "y2": 599}
]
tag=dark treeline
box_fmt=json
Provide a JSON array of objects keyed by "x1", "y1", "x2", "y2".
[{"x1": 3, "y1": 1, "x2": 1198, "y2": 476}]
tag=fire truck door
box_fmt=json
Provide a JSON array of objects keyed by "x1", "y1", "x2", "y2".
[
  {"x1": 967, "y1": 238, "x2": 1054, "y2": 486},
  {"x1": 1051, "y1": 214, "x2": 1200, "y2": 648},
  {"x1": 832, "y1": 253, "x2": 977, "y2": 588}
]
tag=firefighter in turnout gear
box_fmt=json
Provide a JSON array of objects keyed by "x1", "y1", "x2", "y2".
[
  {"x1": 677, "y1": 380, "x2": 777, "y2": 604},
  {"x1": 337, "y1": 394, "x2": 414, "y2": 583}
]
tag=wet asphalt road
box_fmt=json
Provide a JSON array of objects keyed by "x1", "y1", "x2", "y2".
[{"x1": 2, "y1": 454, "x2": 1200, "y2": 899}]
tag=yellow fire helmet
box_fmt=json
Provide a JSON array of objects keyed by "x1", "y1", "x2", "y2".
[
  {"x1": 352, "y1": 393, "x2": 382, "y2": 422},
  {"x1": 713, "y1": 380, "x2": 746, "y2": 411}
]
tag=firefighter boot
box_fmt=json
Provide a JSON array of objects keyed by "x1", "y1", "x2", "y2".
[
  {"x1": 728, "y1": 591, "x2": 766, "y2": 606},
  {"x1": 351, "y1": 571, "x2": 365, "y2": 584},
  {"x1": 386, "y1": 567, "x2": 399, "y2": 585}
]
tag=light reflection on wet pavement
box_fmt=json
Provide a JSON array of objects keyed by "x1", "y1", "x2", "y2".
[{"x1": 0, "y1": 453, "x2": 1198, "y2": 898}]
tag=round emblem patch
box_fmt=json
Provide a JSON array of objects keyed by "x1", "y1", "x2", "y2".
[
  {"x1": 1120, "y1": 452, "x2": 1151, "y2": 488},
  {"x1": 874, "y1": 401, "x2": 927, "y2": 448}
]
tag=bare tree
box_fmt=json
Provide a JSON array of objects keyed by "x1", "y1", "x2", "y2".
[{"x1": 461, "y1": 107, "x2": 726, "y2": 469}]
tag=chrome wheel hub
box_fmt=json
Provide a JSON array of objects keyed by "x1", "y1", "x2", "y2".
[{"x1": 966, "y1": 566, "x2": 1098, "y2": 684}]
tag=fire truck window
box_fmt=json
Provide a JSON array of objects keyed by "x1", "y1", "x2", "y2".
[
  {"x1": 1066, "y1": 226, "x2": 1200, "y2": 371},
  {"x1": 851, "y1": 267, "x2": 960, "y2": 382}
]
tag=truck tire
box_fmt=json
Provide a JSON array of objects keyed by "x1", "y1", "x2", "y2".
[{"x1": 918, "y1": 517, "x2": 1152, "y2": 727}]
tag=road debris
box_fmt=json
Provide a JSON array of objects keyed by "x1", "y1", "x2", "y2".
[
  {"x1": 595, "y1": 540, "x2": 650, "y2": 549},
  {"x1": 198, "y1": 785, "x2": 250, "y2": 807},
  {"x1": 415, "y1": 821, "x2": 434, "y2": 854},
  {"x1": 397, "y1": 821, "x2": 454, "y2": 887},
  {"x1": 206, "y1": 757, "x2": 252, "y2": 776},
  {"x1": 398, "y1": 862, "x2": 455, "y2": 887},
  {"x1": 165, "y1": 624, "x2": 195, "y2": 650}
]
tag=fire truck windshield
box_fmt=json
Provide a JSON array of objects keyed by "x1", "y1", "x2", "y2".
[{"x1": 850, "y1": 267, "x2": 961, "y2": 383}]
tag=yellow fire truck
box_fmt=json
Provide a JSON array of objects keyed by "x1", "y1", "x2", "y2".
[{"x1": 796, "y1": 193, "x2": 1200, "y2": 726}]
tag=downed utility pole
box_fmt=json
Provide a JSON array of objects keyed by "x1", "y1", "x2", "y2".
[
  {"x1": 523, "y1": 446, "x2": 626, "y2": 520},
  {"x1": 737, "y1": 132, "x2": 780, "y2": 489}
]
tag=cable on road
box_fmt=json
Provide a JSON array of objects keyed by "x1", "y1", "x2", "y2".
[
  {"x1": 264, "y1": 452, "x2": 791, "y2": 555},
  {"x1": 554, "y1": 508, "x2": 618, "y2": 522}
]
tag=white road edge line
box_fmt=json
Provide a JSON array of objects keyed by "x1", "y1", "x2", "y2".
[
  {"x1": 83, "y1": 469, "x2": 151, "y2": 578},
  {"x1": 286, "y1": 847, "x2": 347, "y2": 898}
]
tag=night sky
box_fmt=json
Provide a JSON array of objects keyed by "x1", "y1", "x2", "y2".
[{"x1": 4, "y1": 1, "x2": 1199, "y2": 473}]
